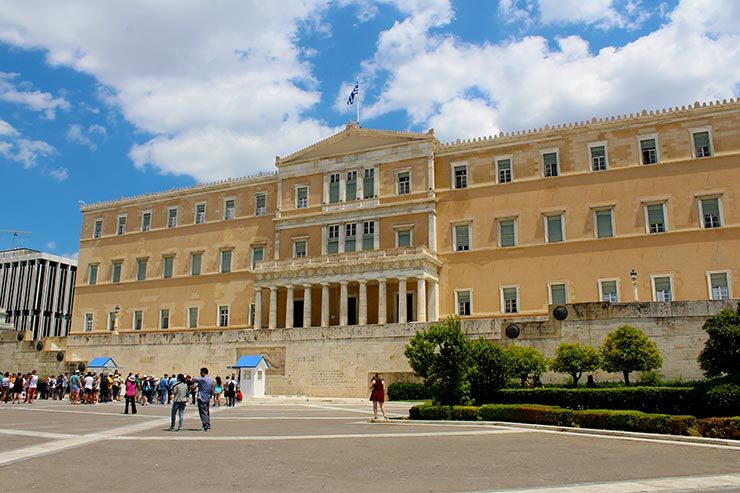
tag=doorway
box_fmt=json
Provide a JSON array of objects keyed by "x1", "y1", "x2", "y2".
[
  {"x1": 293, "y1": 299, "x2": 304, "y2": 328},
  {"x1": 393, "y1": 292, "x2": 415, "y2": 323},
  {"x1": 348, "y1": 297, "x2": 358, "y2": 325}
]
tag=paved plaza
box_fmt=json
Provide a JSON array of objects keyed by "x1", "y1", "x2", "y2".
[{"x1": 0, "y1": 398, "x2": 738, "y2": 492}]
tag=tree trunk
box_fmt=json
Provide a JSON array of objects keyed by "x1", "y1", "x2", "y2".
[
  {"x1": 573, "y1": 372, "x2": 581, "y2": 387},
  {"x1": 623, "y1": 370, "x2": 630, "y2": 386}
]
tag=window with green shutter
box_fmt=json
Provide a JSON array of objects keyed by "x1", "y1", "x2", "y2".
[
  {"x1": 346, "y1": 171, "x2": 357, "y2": 201},
  {"x1": 654, "y1": 276, "x2": 672, "y2": 301},
  {"x1": 112, "y1": 261, "x2": 122, "y2": 283},
  {"x1": 710, "y1": 273, "x2": 729, "y2": 300},
  {"x1": 596, "y1": 209, "x2": 614, "y2": 238},
  {"x1": 503, "y1": 287, "x2": 518, "y2": 313},
  {"x1": 499, "y1": 220, "x2": 516, "y2": 247},
  {"x1": 362, "y1": 221, "x2": 375, "y2": 250},
  {"x1": 296, "y1": 187, "x2": 308, "y2": 209},
  {"x1": 455, "y1": 224, "x2": 470, "y2": 251},
  {"x1": 329, "y1": 174, "x2": 340, "y2": 203},
  {"x1": 188, "y1": 307, "x2": 198, "y2": 329},
  {"x1": 543, "y1": 152, "x2": 558, "y2": 177},
  {"x1": 133, "y1": 311, "x2": 143, "y2": 330},
  {"x1": 363, "y1": 169, "x2": 375, "y2": 198},
  {"x1": 457, "y1": 290, "x2": 471, "y2": 316},
  {"x1": 163, "y1": 257, "x2": 174, "y2": 279},
  {"x1": 640, "y1": 138, "x2": 657, "y2": 164},
  {"x1": 397, "y1": 229, "x2": 411, "y2": 248},
  {"x1": 497, "y1": 159, "x2": 512, "y2": 183},
  {"x1": 328, "y1": 225, "x2": 339, "y2": 254},
  {"x1": 294, "y1": 241, "x2": 307, "y2": 258},
  {"x1": 546, "y1": 215, "x2": 563, "y2": 243},
  {"x1": 693, "y1": 131, "x2": 711, "y2": 157},
  {"x1": 601, "y1": 280, "x2": 618, "y2": 302},
  {"x1": 220, "y1": 250, "x2": 232, "y2": 273},
  {"x1": 550, "y1": 284, "x2": 567, "y2": 305},
  {"x1": 647, "y1": 204, "x2": 666, "y2": 233},
  {"x1": 344, "y1": 223, "x2": 356, "y2": 252},
  {"x1": 701, "y1": 198, "x2": 721, "y2": 228},
  {"x1": 88, "y1": 264, "x2": 98, "y2": 285},
  {"x1": 590, "y1": 145, "x2": 606, "y2": 171},
  {"x1": 251, "y1": 247, "x2": 264, "y2": 268},
  {"x1": 191, "y1": 252, "x2": 202, "y2": 276},
  {"x1": 137, "y1": 259, "x2": 147, "y2": 281},
  {"x1": 255, "y1": 194, "x2": 266, "y2": 215}
]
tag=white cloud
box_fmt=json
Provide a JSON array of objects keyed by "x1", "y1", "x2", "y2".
[
  {"x1": 0, "y1": 137, "x2": 55, "y2": 167},
  {"x1": 42, "y1": 166, "x2": 69, "y2": 182},
  {"x1": 539, "y1": 0, "x2": 623, "y2": 29},
  {"x1": 0, "y1": 72, "x2": 69, "y2": 119},
  {"x1": 0, "y1": 118, "x2": 18, "y2": 137},
  {"x1": 66, "y1": 123, "x2": 107, "y2": 151},
  {"x1": 499, "y1": 0, "x2": 651, "y2": 31},
  {"x1": 44, "y1": 241, "x2": 56, "y2": 250}
]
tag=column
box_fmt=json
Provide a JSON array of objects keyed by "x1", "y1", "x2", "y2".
[
  {"x1": 268, "y1": 286, "x2": 278, "y2": 330},
  {"x1": 303, "y1": 284, "x2": 312, "y2": 328},
  {"x1": 417, "y1": 277, "x2": 427, "y2": 323},
  {"x1": 398, "y1": 277, "x2": 407, "y2": 323},
  {"x1": 339, "y1": 281, "x2": 348, "y2": 326},
  {"x1": 254, "y1": 287, "x2": 262, "y2": 330},
  {"x1": 321, "y1": 283, "x2": 329, "y2": 327},
  {"x1": 428, "y1": 279, "x2": 439, "y2": 322},
  {"x1": 285, "y1": 285, "x2": 294, "y2": 329},
  {"x1": 358, "y1": 280, "x2": 368, "y2": 325},
  {"x1": 378, "y1": 278, "x2": 387, "y2": 325}
]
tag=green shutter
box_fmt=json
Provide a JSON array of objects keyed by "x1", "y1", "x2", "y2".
[
  {"x1": 654, "y1": 277, "x2": 671, "y2": 294},
  {"x1": 398, "y1": 230, "x2": 411, "y2": 247},
  {"x1": 544, "y1": 153, "x2": 557, "y2": 165},
  {"x1": 701, "y1": 198, "x2": 719, "y2": 217},
  {"x1": 137, "y1": 260, "x2": 147, "y2": 280},
  {"x1": 346, "y1": 173, "x2": 357, "y2": 201},
  {"x1": 602, "y1": 281, "x2": 618, "y2": 301},
  {"x1": 596, "y1": 210, "x2": 613, "y2": 238},
  {"x1": 498, "y1": 159, "x2": 511, "y2": 170},
  {"x1": 500, "y1": 220, "x2": 515, "y2": 247},
  {"x1": 640, "y1": 138, "x2": 655, "y2": 150},
  {"x1": 191, "y1": 253, "x2": 201, "y2": 275},
  {"x1": 693, "y1": 131, "x2": 709, "y2": 148},
  {"x1": 164, "y1": 257, "x2": 173, "y2": 278},
  {"x1": 647, "y1": 205, "x2": 664, "y2": 225},
  {"x1": 590, "y1": 146, "x2": 605, "y2": 158},
  {"x1": 503, "y1": 288, "x2": 517, "y2": 302},
  {"x1": 221, "y1": 251, "x2": 231, "y2": 273},
  {"x1": 547, "y1": 215, "x2": 563, "y2": 242},
  {"x1": 550, "y1": 284, "x2": 567, "y2": 304},
  {"x1": 710, "y1": 273, "x2": 728, "y2": 288},
  {"x1": 455, "y1": 225, "x2": 469, "y2": 250},
  {"x1": 363, "y1": 170, "x2": 374, "y2": 198}
]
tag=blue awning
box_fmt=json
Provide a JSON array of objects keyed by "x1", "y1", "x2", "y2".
[
  {"x1": 87, "y1": 357, "x2": 119, "y2": 369},
  {"x1": 229, "y1": 355, "x2": 269, "y2": 369}
]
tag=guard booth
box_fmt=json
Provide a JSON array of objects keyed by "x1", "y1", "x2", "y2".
[
  {"x1": 86, "y1": 357, "x2": 122, "y2": 372},
  {"x1": 228, "y1": 355, "x2": 269, "y2": 398}
]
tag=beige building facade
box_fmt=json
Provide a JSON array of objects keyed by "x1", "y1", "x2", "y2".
[{"x1": 72, "y1": 100, "x2": 740, "y2": 337}]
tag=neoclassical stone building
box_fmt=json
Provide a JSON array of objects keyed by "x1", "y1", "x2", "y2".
[{"x1": 72, "y1": 100, "x2": 739, "y2": 335}]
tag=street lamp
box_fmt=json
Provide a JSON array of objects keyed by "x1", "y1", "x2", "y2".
[{"x1": 630, "y1": 269, "x2": 638, "y2": 301}]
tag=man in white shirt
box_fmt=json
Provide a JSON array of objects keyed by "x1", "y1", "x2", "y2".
[
  {"x1": 83, "y1": 373, "x2": 94, "y2": 404},
  {"x1": 25, "y1": 370, "x2": 39, "y2": 403}
]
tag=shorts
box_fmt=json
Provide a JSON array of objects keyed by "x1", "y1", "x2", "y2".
[
  {"x1": 71, "y1": 386, "x2": 80, "y2": 393},
  {"x1": 84, "y1": 388, "x2": 92, "y2": 395}
]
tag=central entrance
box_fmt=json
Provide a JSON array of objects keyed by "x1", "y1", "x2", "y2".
[
  {"x1": 393, "y1": 292, "x2": 415, "y2": 323},
  {"x1": 293, "y1": 299, "x2": 303, "y2": 328},
  {"x1": 348, "y1": 296, "x2": 357, "y2": 325}
]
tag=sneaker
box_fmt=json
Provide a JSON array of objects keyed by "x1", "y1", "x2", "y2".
[{"x1": 176, "y1": 428, "x2": 182, "y2": 432}]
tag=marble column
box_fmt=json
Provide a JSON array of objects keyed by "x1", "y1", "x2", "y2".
[
  {"x1": 339, "y1": 281, "x2": 348, "y2": 326},
  {"x1": 417, "y1": 277, "x2": 427, "y2": 323},
  {"x1": 398, "y1": 277, "x2": 407, "y2": 323},
  {"x1": 428, "y1": 279, "x2": 439, "y2": 322},
  {"x1": 358, "y1": 280, "x2": 368, "y2": 325},
  {"x1": 303, "y1": 284, "x2": 312, "y2": 328},
  {"x1": 321, "y1": 283, "x2": 330, "y2": 327},
  {"x1": 253, "y1": 287, "x2": 262, "y2": 330},
  {"x1": 268, "y1": 286, "x2": 278, "y2": 330},
  {"x1": 377, "y1": 279, "x2": 387, "y2": 325},
  {"x1": 285, "y1": 285, "x2": 294, "y2": 329}
]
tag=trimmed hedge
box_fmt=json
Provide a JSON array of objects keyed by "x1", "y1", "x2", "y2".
[
  {"x1": 388, "y1": 382, "x2": 431, "y2": 401},
  {"x1": 479, "y1": 404, "x2": 575, "y2": 426},
  {"x1": 575, "y1": 410, "x2": 695, "y2": 435},
  {"x1": 695, "y1": 417, "x2": 740, "y2": 439},
  {"x1": 452, "y1": 406, "x2": 480, "y2": 421}
]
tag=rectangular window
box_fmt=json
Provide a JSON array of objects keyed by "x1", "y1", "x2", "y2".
[
  {"x1": 218, "y1": 305, "x2": 229, "y2": 327},
  {"x1": 646, "y1": 204, "x2": 666, "y2": 233},
  {"x1": 255, "y1": 193, "x2": 266, "y2": 216},
  {"x1": 397, "y1": 229, "x2": 412, "y2": 248},
  {"x1": 136, "y1": 258, "x2": 147, "y2": 281},
  {"x1": 329, "y1": 173, "x2": 340, "y2": 203},
  {"x1": 167, "y1": 207, "x2": 178, "y2": 228},
  {"x1": 191, "y1": 252, "x2": 202, "y2": 276},
  {"x1": 93, "y1": 219, "x2": 103, "y2": 239},
  {"x1": 251, "y1": 246, "x2": 264, "y2": 269},
  {"x1": 397, "y1": 171, "x2": 411, "y2": 195},
  {"x1": 502, "y1": 287, "x2": 518, "y2": 314},
  {"x1": 640, "y1": 138, "x2": 658, "y2": 164},
  {"x1": 595, "y1": 209, "x2": 614, "y2": 238},
  {"x1": 224, "y1": 199, "x2": 236, "y2": 220},
  {"x1": 327, "y1": 225, "x2": 340, "y2": 254},
  {"x1": 160, "y1": 309, "x2": 170, "y2": 329},
  {"x1": 248, "y1": 304, "x2": 255, "y2": 326},
  {"x1": 84, "y1": 313, "x2": 93, "y2": 332},
  {"x1": 700, "y1": 198, "x2": 722, "y2": 228},
  {"x1": 550, "y1": 284, "x2": 567, "y2": 305},
  {"x1": 709, "y1": 272, "x2": 730, "y2": 300},
  {"x1": 163, "y1": 256, "x2": 174, "y2": 279},
  {"x1": 546, "y1": 214, "x2": 564, "y2": 243},
  {"x1": 456, "y1": 290, "x2": 471, "y2": 316},
  {"x1": 454, "y1": 224, "x2": 470, "y2": 251},
  {"x1": 600, "y1": 280, "x2": 619, "y2": 303},
  {"x1": 116, "y1": 215, "x2": 127, "y2": 235},
  {"x1": 294, "y1": 240, "x2": 307, "y2": 258},
  {"x1": 346, "y1": 171, "x2": 357, "y2": 201},
  {"x1": 590, "y1": 145, "x2": 607, "y2": 171},
  {"x1": 141, "y1": 212, "x2": 151, "y2": 232},
  {"x1": 363, "y1": 168, "x2": 375, "y2": 199},
  {"x1": 220, "y1": 250, "x2": 232, "y2": 273},
  {"x1": 453, "y1": 164, "x2": 468, "y2": 189},
  {"x1": 499, "y1": 219, "x2": 516, "y2": 247},
  {"x1": 362, "y1": 221, "x2": 375, "y2": 251},
  {"x1": 653, "y1": 276, "x2": 672, "y2": 302},
  {"x1": 344, "y1": 223, "x2": 357, "y2": 252},
  {"x1": 188, "y1": 307, "x2": 198, "y2": 329},
  {"x1": 107, "y1": 312, "x2": 116, "y2": 331},
  {"x1": 497, "y1": 158, "x2": 512, "y2": 183},
  {"x1": 692, "y1": 130, "x2": 712, "y2": 157},
  {"x1": 133, "y1": 310, "x2": 143, "y2": 331},
  {"x1": 88, "y1": 264, "x2": 98, "y2": 286},
  {"x1": 543, "y1": 152, "x2": 559, "y2": 177},
  {"x1": 296, "y1": 187, "x2": 308, "y2": 209},
  {"x1": 112, "y1": 261, "x2": 122, "y2": 283},
  {"x1": 195, "y1": 203, "x2": 206, "y2": 224}
]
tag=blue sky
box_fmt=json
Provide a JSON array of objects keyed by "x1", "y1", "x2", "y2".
[{"x1": 0, "y1": 0, "x2": 738, "y2": 258}]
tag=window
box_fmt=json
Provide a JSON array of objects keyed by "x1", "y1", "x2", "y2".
[
  {"x1": 296, "y1": 187, "x2": 308, "y2": 209},
  {"x1": 255, "y1": 193, "x2": 266, "y2": 216},
  {"x1": 93, "y1": 219, "x2": 103, "y2": 239},
  {"x1": 160, "y1": 309, "x2": 170, "y2": 329},
  {"x1": 248, "y1": 303, "x2": 255, "y2": 326},
  {"x1": 700, "y1": 197, "x2": 722, "y2": 228},
  {"x1": 542, "y1": 151, "x2": 559, "y2": 177},
  {"x1": 595, "y1": 209, "x2": 614, "y2": 238},
  {"x1": 88, "y1": 264, "x2": 98, "y2": 286},
  {"x1": 329, "y1": 173, "x2": 340, "y2": 203},
  {"x1": 141, "y1": 212, "x2": 151, "y2": 232},
  {"x1": 294, "y1": 240, "x2": 307, "y2": 258},
  {"x1": 112, "y1": 261, "x2": 122, "y2": 283},
  {"x1": 692, "y1": 130, "x2": 712, "y2": 158},
  {"x1": 502, "y1": 287, "x2": 519, "y2": 314},
  {"x1": 220, "y1": 250, "x2": 232, "y2": 273},
  {"x1": 362, "y1": 221, "x2": 375, "y2": 250},
  {"x1": 117, "y1": 215, "x2": 127, "y2": 235},
  {"x1": 708, "y1": 272, "x2": 730, "y2": 300},
  {"x1": 497, "y1": 158, "x2": 512, "y2": 183},
  {"x1": 191, "y1": 252, "x2": 202, "y2": 276},
  {"x1": 218, "y1": 305, "x2": 229, "y2": 327},
  {"x1": 545, "y1": 214, "x2": 564, "y2": 243},
  {"x1": 251, "y1": 246, "x2": 264, "y2": 269},
  {"x1": 163, "y1": 256, "x2": 174, "y2": 279},
  {"x1": 195, "y1": 203, "x2": 206, "y2": 224},
  {"x1": 589, "y1": 144, "x2": 607, "y2": 171},
  {"x1": 363, "y1": 168, "x2": 375, "y2": 199},
  {"x1": 499, "y1": 219, "x2": 516, "y2": 247},
  {"x1": 397, "y1": 229, "x2": 412, "y2": 248},
  {"x1": 652, "y1": 276, "x2": 673, "y2": 302},
  {"x1": 454, "y1": 224, "x2": 470, "y2": 251},
  {"x1": 188, "y1": 307, "x2": 198, "y2": 329},
  {"x1": 136, "y1": 258, "x2": 147, "y2": 281},
  {"x1": 328, "y1": 225, "x2": 340, "y2": 254},
  {"x1": 344, "y1": 223, "x2": 357, "y2": 252},
  {"x1": 346, "y1": 170, "x2": 357, "y2": 201},
  {"x1": 600, "y1": 280, "x2": 619, "y2": 303},
  {"x1": 84, "y1": 313, "x2": 93, "y2": 332},
  {"x1": 167, "y1": 207, "x2": 178, "y2": 228},
  {"x1": 397, "y1": 171, "x2": 410, "y2": 195},
  {"x1": 108, "y1": 312, "x2": 116, "y2": 331},
  {"x1": 224, "y1": 199, "x2": 236, "y2": 220},
  {"x1": 453, "y1": 164, "x2": 468, "y2": 189},
  {"x1": 639, "y1": 136, "x2": 659, "y2": 165},
  {"x1": 133, "y1": 310, "x2": 143, "y2": 331},
  {"x1": 549, "y1": 284, "x2": 567, "y2": 305},
  {"x1": 646, "y1": 203, "x2": 667, "y2": 233},
  {"x1": 456, "y1": 290, "x2": 471, "y2": 316}
]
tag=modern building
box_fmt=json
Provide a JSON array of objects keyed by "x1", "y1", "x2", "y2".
[
  {"x1": 0, "y1": 249, "x2": 77, "y2": 339},
  {"x1": 72, "y1": 99, "x2": 739, "y2": 334}
]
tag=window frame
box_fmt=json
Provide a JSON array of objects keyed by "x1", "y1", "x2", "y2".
[
  {"x1": 451, "y1": 161, "x2": 468, "y2": 189},
  {"x1": 328, "y1": 173, "x2": 341, "y2": 204},
  {"x1": 689, "y1": 126, "x2": 714, "y2": 158},
  {"x1": 544, "y1": 212, "x2": 565, "y2": 243},
  {"x1": 107, "y1": 311, "x2": 116, "y2": 331},
  {"x1": 547, "y1": 282, "x2": 568, "y2": 305},
  {"x1": 454, "y1": 289, "x2": 473, "y2": 316},
  {"x1": 159, "y1": 308, "x2": 170, "y2": 330},
  {"x1": 187, "y1": 306, "x2": 199, "y2": 329},
  {"x1": 141, "y1": 210, "x2": 152, "y2": 232},
  {"x1": 706, "y1": 270, "x2": 732, "y2": 300},
  {"x1": 698, "y1": 195, "x2": 723, "y2": 229},
  {"x1": 116, "y1": 214, "x2": 127, "y2": 235},
  {"x1": 167, "y1": 206, "x2": 178, "y2": 228},
  {"x1": 495, "y1": 155, "x2": 513, "y2": 184},
  {"x1": 593, "y1": 207, "x2": 615, "y2": 239},
  {"x1": 293, "y1": 238, "x2": 308, "y2": 258},
  {"x1": 219, "y1": 249, "x2": 233, "y2": 274},
  {"x1": 587, "y1": 141, "x2": 609, "y2": 172},
  {"x1": 396, "y1": 168, "x2": 411, "y2": 195},
  {"x1": 598, "y1": 278, "x2": 621, "y2": 303},
  {"x1": 650, "y1": 274, "x2": 674, "y2": 302},
  {"x1": 88, "y1": 263, "x2": 98, "y2": 286},
  {"x1": 327, "y1": 224, "x2": 340, "y2": 254},
  {"x1": 295, "y1": 185, "x2": 309, "y2": 209},
  {"x1": 395, "y1": 227, "x2": 413, "y2": 248},
  {"x1": 255, "y1": 192, "x2": 267, "y2": 216},
  {"x1": 500, "y1": 285, "x2": 520, "y2": 314},
  {"x1": 224, "y1": 197, "x2": 236, "y2": 220},
  {"x1": 136, "y1": 258, "x2": 148, "y2": 281},
  {"x1": 84, "y1": 313, "x2": 94, "y2": 332},
  {"x1": 217, "y1": 304, "x2": 230, "y2": 328},
  {"x1": 132, "y1": 310, "x2": 143, "y2": 331},
  {"x1": 345, "y1": 170, "x2": 358, "y2": 201},
  {"x1": 453, "y1": 222, "x2": 471, "y2": 252},
  {"x1": 190, "y1": 251, "x2": 203, "y2": 276},
  {"x1": 194, "y1": 202, "x2": 206, "y2": 225},
  {"x1": 637, "y1": 133, "x2": 660, "y2": 165},
  {"x1": 111, "y1": 261, "x2": 122, "y2": 283},
  {"x1": 93, "y1": 219, "x2": 103, "y2": 239},
  {"x1": 644, "y1": 202, "x2": 668, "y2": 234},
  {"x1": 362, "y1": 220, "x2": 376, "y2": 251},
  {"x1": 540, "y1": 148, "x2": 560, "y2": 178},
  {"x1": 251, "y1": 245, "x2": 265, "y2": 269},
  {"x1": 162, "y1": 255, "x2": 174, "y2": 279},
  {"x1": 497, "y1": 217, "x2": 517, "y2": 248}
]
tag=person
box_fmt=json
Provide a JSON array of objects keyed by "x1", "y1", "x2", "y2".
[
  {"x1": 124, "y1": 373, "x2": 137, "y2": 414},
  {"x1": 190, "y1": 367, "x2": 214, "y2": 431},
  {"x1": 100, "y1": 372, "x2": 110, "y2": 403},
  {"x1": 169, "y1": 374, "x2": 188, "y2": 432},
  {"x1": 112, "y1": 373, "x2": 121, "y2": 402},
  {"x1": 25, "y1": 370, "x2": 38, "y2": 403},
  {"x1": 12, "y1": 372, "x2": 24, "y2": 404},
  {"x1": 1, "y1": 372, "x2": 10, "y2": 403},
  {"x1": 168, "y1": 374, "x2": 177, "y2": 404},
  {"x1": 369, "y1": 373, "x2": 387, "y2": 419},
  {"x1": 214, "y1": 376, "x2": 223, "y2": 407},
  {"x1": 70, "y1": 370, "x2": 81, "y2": 404},
  {"x1": 83, "y1": 372, "x2": 94, "y2": 404},
  {"x1": 586, "y1": 375, "x2": 597, "y2": 388},
  {"x1": 159, "y1": 374, "x2": 169, "y2": 405}
]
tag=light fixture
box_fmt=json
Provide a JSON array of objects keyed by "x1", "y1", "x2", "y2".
[{"x1": 630, "y1": 269, "x2": 637, "y2": 283}]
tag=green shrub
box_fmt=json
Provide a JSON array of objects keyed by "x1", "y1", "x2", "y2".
[
  {"x1": 698, "y1": 305, "x2": 740, "y2": 378},
  {"x1": 702, "y1": 384, "x2": 740, "y2": 417},
  {"x1": 408, "y1": 404, "x2": 425, "y2": 420},
  {"x1": 695, "y1": 417, "x2": 740, "y2": 439},
  {"x1": 601, "y1": 325, "x2": 663, "y2": 385},
  {"x1": 478, "y1": 404, "x2": 575, "y2": 426},
  {"x1": 637, "y1": 370, "x2": 662, "y2": 386},
  {"x1": 550, "y1": 343, "x2": 600, "y2": 386},
  {"x1": 506, "y1": 345, "x2": 548, "y2": 388},
  {"x1": 573, "y1": 410, "x2": 695, "y2": 435},
  {"x1": 387, "y1": 382, "x2": 431, "y2": 401},
  {"x1": 452, "y1": 406, "x2": 480, "y2": 421},
  {"x1": 469, "y1": 339, "x2": 512, "y2": 404},
  {"x1": 417, "y1": 405, "x2": 452, "y2": 420}
]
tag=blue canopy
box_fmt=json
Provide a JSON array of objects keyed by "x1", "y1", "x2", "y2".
[
  {"x1": 87, "y1": 357, "x2": 120, "y2": 369},
  {"x1": 229, "y1": 355, "x2": 269, "y2": 369}
]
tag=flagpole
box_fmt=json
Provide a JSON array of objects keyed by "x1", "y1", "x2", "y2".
[{"x1": 356, "y1": 78, "x2": 361, "y2": 126}]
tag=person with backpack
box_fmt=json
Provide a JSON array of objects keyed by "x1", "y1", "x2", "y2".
[
  {"x1": 169, "y1": 374, "x2": 188, "y2": 432},
  {"x1": 124, "y1": 373, "x2": 137, "y2": 414}
]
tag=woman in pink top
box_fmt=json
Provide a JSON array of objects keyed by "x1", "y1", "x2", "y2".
[{"x1": 124, "y1": 374, "x2": 137, "y2": 414}]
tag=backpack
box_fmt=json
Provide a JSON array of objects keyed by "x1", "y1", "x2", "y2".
[{"x1": 228, "y1": 381, "x2": 235, "y2": 392}]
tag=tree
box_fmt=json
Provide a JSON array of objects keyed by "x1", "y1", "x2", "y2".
[
  {"x1": 468, "y1": 339, "x2": 512, "y2": 404},
  {"x1": 600, "y1": 325, "x2": 662, "y2": 385},
  {"x1": 404, "y1": 316, "x2": 471, "y2": 405},
  {"x1": 550, "y1": 342, "x2": 601, "y2": 386},
  {"x1": 698, "y1": 305, "x2": 740, "y2": 378},
  {"x1": 505, "y1": 345, "x2": 547, "y2": 388}
]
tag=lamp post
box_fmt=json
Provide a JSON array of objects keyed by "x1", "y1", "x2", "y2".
[
  {"x1": 113, "y1": 304, "x2": 120, "y2": 333},
  {"x1": 630, "y1": 269, "x2": 638, "y2": 301}
]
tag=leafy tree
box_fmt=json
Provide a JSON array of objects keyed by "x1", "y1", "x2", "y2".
[
  {"x1": 550, "y1": 342, "x2": 601, "y2": 387},
  {"x1": 698, "y1": 305, "x2": 740, "y2": 378},
  {"x1": 600, "y1": 325, "x2": 662, "y2": 385},
  {"x1": 468, "y1": 339, "x2": 512, "y2": 404},
  {"x1": 505, "y1": 345, "x2": 547, "y2": 388},
  {"x1": 404, "y1": 316, "x2": 471, "y2": 405}
]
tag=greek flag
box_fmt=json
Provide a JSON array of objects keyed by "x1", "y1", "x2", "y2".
[{"x1": 346, "y1": 82, "x2": 359, "y2": 105}]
